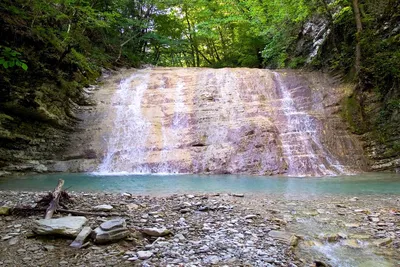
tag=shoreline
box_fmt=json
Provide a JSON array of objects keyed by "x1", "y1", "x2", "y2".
[{"x1": 1, "y1": 191, "x2": 399, "y2": 266}]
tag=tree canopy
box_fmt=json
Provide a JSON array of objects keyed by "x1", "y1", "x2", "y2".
[{"x1": 0, "y1": 0, "x2": 399, "y2": 108}]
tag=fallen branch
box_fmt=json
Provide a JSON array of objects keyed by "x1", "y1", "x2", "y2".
[
  {"x1": 11, "y1": 207, "x2": 123, "y2": 217},
  {"x1": 58, "y1": 209, "x2": 123, "y2": 217},
  {"x1": 45, "y1": 179, "x2": 64, "y2": 219}
]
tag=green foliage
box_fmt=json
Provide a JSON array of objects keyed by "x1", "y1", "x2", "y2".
[{"x1": 0, "y1": 46, "x2": 28, "y2": 71}]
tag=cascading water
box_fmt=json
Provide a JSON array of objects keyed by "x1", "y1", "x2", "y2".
[
  {"x1": 273, "y1": 72, "x2": 346, "y2": 176},
  {"x1": 157, "y1": 77, "x2": 187, "y2": 174},
  {"x1": 156, "y1": 77, "x2": 170, "y2": 174},
  {"x1": 88, "y1": 68, "x2": 366, "y2": 176},
  {"x1": 97, "y1": 71, "x2": 151, "y2": 174}
]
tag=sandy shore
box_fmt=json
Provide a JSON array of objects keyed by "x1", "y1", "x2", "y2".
[{"x1": 0, "y1": 191, "x2": 399, "y2": 266}]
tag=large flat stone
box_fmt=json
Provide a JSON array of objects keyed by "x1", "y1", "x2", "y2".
[{"x1": 33, "y1": 216, "x2": 87, "y2": 237}]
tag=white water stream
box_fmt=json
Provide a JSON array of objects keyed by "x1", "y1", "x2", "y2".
[
  {"x1": 273, "y1": 72, "x2": 346, "y2": 176},
  {"x1": 157, "y1": 77, "x2": 187, "y2": 174},
  {"x1": 98, "y1": 71, "x2": 151, "y2": 174}
]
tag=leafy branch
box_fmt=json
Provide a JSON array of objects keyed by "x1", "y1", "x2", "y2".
[{"x1": 0, "y1": 46, "x2": 28, "y2": 71}]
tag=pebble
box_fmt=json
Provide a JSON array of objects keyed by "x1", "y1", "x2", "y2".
[
  {"x1": 1, "y1": 235, "x2": 12, "y2": 241},
  {"x1": 44, "y1": 245, "x2": 55, "y2": 251},
  {"x1": 206, "y1": 255, "x2": 220, "y2": 264},
  {"x1": 126, "y1": 203, "x2": 139, "y2": 210},
  {"x1": 8, "y1": 237, "x2": 18, "y2": 245},
  {"x1": 137, "y1": 251, "x2": 153, "y2": 260},
  {"x1": 142, "y1": 227, "x2": 171, "y2": 237},
  {"x1": 93, "y1": 204, "x2": 114, "y2": 211},
  {"x1": 373, "y1": 237, "x2": 392, "y2": 247},
  {"x1": 344, "y1": 223, "x2": 360, "y2": 228}
]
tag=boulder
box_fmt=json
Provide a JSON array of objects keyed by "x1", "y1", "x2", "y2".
[{"x1": 33, "y1": 216, "x2": 87, "y2": 237}]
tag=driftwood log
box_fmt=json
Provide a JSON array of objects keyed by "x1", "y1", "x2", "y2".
[{"x1": 44, "y1": 179, "x2": 64, "y2": 219}]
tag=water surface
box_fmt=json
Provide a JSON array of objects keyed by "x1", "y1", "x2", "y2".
[{"x1": 0, "y1": 172, "x2": 399, "y2": 195}]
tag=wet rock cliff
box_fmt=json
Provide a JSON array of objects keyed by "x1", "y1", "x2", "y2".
[{"x1": 55, "y1": 68, "x2": 368, "y2": 176}]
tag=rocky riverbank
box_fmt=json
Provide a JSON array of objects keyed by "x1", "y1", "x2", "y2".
[{"x1": 0, "y1": 191, "x2": 399, "y2": 266}]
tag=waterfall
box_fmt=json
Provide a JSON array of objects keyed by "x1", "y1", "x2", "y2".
[
  {"x1": 157, "y1": 77, "x2": 187, "y2": 174},
  {"x1": 273, "y1": 72, "x2": 345, "y2": 176},
  {"x1": 88, "y1": 68, "x2": 366, "y2": 176},
  {"x1": 156, "y1": 77, "x2": 170, "y2": 174},
  {"x1": 97, "y1": 71, "x2": 151, "y2": 174}
]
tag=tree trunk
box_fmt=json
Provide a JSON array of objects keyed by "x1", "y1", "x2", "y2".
[
  {"x1": 351, "y1": 0, "x2": 363, "y2": 77},
  {"x1": 184, "y1": 11, "x2": 196, "y2": 67}
]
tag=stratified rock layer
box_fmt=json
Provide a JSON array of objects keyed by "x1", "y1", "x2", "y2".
[{"x1": 60, "y1": 68, "x2": 368, "y2": 176}]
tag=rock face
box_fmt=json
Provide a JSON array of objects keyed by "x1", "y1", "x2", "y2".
[
  {"x1": 295, "y1": 16, "x2": 330, "y2": 63},
  {"x1": 91, "y1": 218, "x2": 129, "y2": 244},
  {"x1": 57, "y1": 68, "x2": 368, "y2": 176},
  {"x1": 33, "y1": 216, "x2": 88, "y2": 237}
]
